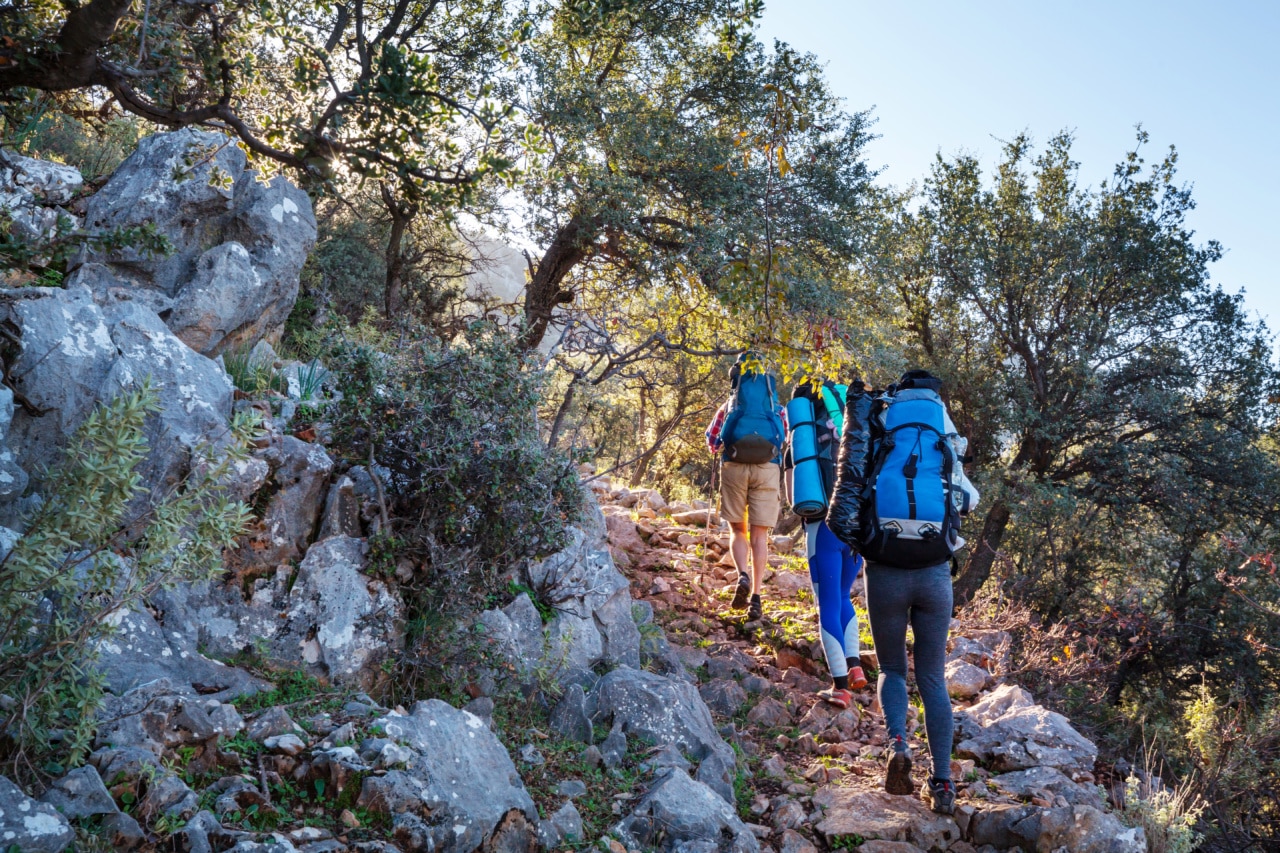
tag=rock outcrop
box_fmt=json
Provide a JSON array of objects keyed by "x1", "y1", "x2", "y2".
[
  {"x1": 77, "y1": 128, "x2": 316, "y2": 356},
  {"x1": 158, "y1": 535, "x2": 404, "y2": 689}
]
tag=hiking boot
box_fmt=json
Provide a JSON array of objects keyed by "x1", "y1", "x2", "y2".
[
  {"x1": 922, "y1": 777, "x2": 956, "y2": 815},
  {"x1": 847, "y1": 666, "x2": 868, "y2": 691},
  {"x1": 884, "y1": 736, "x2": 914, "y2": 795},
  {"x1": 817, "y1": 687, "x2": 853, "y2": 710},
  {"x1": 747, "y1": 594, "x2": 762, "y2": 621},
  {"x1": 730, "y1": 574, "x2": 752, "y2": 609}
]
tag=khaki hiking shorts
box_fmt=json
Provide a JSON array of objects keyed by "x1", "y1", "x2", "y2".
[{"x1": 719, "y1": 461, "x2": 781, "y2": 528}]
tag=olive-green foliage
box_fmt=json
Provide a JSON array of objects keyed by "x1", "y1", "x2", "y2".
[
  {"x1": 895, "y1": 131, "x2": 1280, "y2": 842},
  {"x1": 328, "y1": 323, "x2": 582, "y2": 590},
  {"x1": 516, "y1": 0, "x2": 879, "y2": 355},
  {"x1": 2, "y1": 94, "x2": 143, "y2": 181},
  {"x1": 0, "y1": 383, "x2": 256, "y2": 777}
]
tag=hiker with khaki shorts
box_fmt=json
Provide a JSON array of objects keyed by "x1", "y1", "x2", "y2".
[{"x1": 705, "y1": 354, "x2": 787, "y2": 621}]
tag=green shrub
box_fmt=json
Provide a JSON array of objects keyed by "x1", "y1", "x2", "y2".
[
  {"x1": 328, "y1": 322, "x2": 583, "y2": 586},
  {"x1": 0, "y1": 383, "x2": 257, "y2": 777},
  {"x1": 1119, "y1": 769, "x2": 1204, "y2": 853}
]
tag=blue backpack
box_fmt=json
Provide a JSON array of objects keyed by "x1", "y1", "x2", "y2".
[
  {"x1": 860, "y1": 384, "x2": 966, "y2": 569},
  {"x1": 722, "y1": 356, "x2": 785, "y2": 465}
]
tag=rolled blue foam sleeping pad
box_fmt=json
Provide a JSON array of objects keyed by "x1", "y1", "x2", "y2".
[{"x1": 786, "y1": 397, "x2": 827, "y2": 518}]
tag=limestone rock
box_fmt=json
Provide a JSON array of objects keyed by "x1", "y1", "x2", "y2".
[
  {"x1": 244, "y1": 435, "x2": 334, "y2": 565},
  {"x1": 988, "y1": 765, "x2": 1106, "y2": 807},
  {"x1": 0, "y1": 150, "x2": 81, "y2": 246},
  {"x1": 94, "y1": 678, "x2": 248, "y2": 754},
  {"x1": 79, "y1": 129, "x2": 316, "y2": 355},
  {"x1": 700, "y1": 678, "x2": 749, "y2": 717},
  {"x1": 480, "y1": 525, "x2": 640, "y2": 685},
  {"x1": 550, "y1": 683, "x2": 594, "y2": 744},
  {"x1": 747, "y1": 697, "x2": 794, "y2": 729},
  {"x1": 812, "y1": 788, "x2": 960, "y2": 852},
  {"x1": 613, "y1": 768, "x2": 759, "y2": 853},
  {"x1": 605, "y1": 512, "x2": 647, "y2": 554},
  {"x1": 954, "y1": 684, "x2": 1037, "y2": 737},
  {"x1": 944, "y1": 659, "x2": 990, "y2": 699},
  {"x1": 671, "y1": 509, "x2": 719, "y2": 527},
  {"x1": 588, "y1": 667, "x2": 734, "y2": 766},
  {"x1": 358, "y1": 700, "x2": 538, "y2": 853},
  {"x1": 955, "y1": 702, "x2": 1098, "y2": 775},
  {"x1": 0, "y1": 284, "x2": 234, "y2": 505},
  {"x1": 93, "y1": 606, "x2": 266, "y2": 703},
  {"x1": 39, "y1": 767, "x2": 118, "y2": 820},
  {"x1": 0, "y1": 775, "x2": 74, "y2": 852},
  {"x1": 158, "y1": 535, "x2": 403, "y2": 689},
  {"x1": 965, "y1": 803, "x2": 1145, "y2": 853},
  {"x1": 317, "y1": 475, "x2": 362, "y2": 540}
]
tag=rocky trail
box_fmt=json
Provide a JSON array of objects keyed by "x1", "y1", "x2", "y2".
[
  {"x1": 586, "y1": 478, "x2": 1144, "y2": 853},
  {"x1": 0, "y1": 133, "x2": 1147, "y2": 853}
]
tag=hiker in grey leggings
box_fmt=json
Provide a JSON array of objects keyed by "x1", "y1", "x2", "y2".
[
  {"x1": 826, "y1": 371, "x2": 979, "y2": 816},
  {"x1": 864, "y1": 560, "x2": 954, "y2": 799}
]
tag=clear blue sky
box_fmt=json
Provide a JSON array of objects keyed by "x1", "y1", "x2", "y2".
[{"x1": 759, "y1": 0, "x2": 1280, "y2": 339}]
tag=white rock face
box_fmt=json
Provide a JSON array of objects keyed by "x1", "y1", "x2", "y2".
[
  {"x1": 157, "y1": 535, "x2": 404, "y2": 690},
  {"x1": 0, "y1": 150, "x2": 82, "y2": 245},
  {"x1": 75, "y1": 128, "x2": 316, "y2": 356}
]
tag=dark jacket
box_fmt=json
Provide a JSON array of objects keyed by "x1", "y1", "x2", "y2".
[{"x1": 825, "y1": 381, "x2": 873, "y2": 548}]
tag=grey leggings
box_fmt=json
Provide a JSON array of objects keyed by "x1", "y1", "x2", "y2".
[{"x1": 864, "y1": 560, "x2": 953, "y2": 781}]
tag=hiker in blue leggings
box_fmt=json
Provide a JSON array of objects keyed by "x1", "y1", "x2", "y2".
[
  {"x1": 806, "y1": 519, "x2": 868, "y2": 708},
  {"x1": 787, "y1": 379, "x2": 868, "y2": 708}
]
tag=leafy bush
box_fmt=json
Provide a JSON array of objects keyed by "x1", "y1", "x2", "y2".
[
  {"x1": 328, "y1": 322, "x2": 582, "y2": 587},
  {"x1": 0, "y1": 383, "x2": 256, "y2": 777},
  {"x1": 1119, "y1": 766, "x2": 1205, "y2": 853}
]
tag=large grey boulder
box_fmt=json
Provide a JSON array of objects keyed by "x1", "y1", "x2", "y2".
[
  {"x1": 0, "y1": 775, "x2": 75, "y2": 852},
  {"x1": 94, "y1": 677, "x2": 251, "y2": 754},
  {"x1": 78, "y1": 128, "x2": 316, "y2": 355},
  {"x1": 358, "y1": 700, "x2": 538, "y2": 853},
  {"x1": 965, "y1": 802, "x2": 1145, "y2": 853},
  {"x1": 526, "y1": 525, "x2": 641, "y2": 678},
  {"x1": 955, "y1": 701, "x2": 1098, "y2": 775},
  {"x1": 989, "y1": 765, "x2": 1106, "y2": 807},
  {"x1": 93, "y1": 606, "x2": 267, "y2": 703},
  {"x1": 477, "y1": 521, "x2": 641, "y2": 686},
  {"x1": 588, "y1": 667, "x2": 734, "y2": 767},
  {"x1": 0, "y1": 284, "x2": 234, "y2": 505},
  {"x1": 159, "y1": 535, "x2": 402, "y2": 689},
  {"x1": 613, "y1": 768, "x2": 758, "y2": 853},
  {"x1": 39, "y1": 767, "x2": 119, "y2": 821}
]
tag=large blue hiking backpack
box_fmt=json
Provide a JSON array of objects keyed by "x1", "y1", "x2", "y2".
[
  {"x1": 861, "y1": 382, "x2": 969, "y2": 569},
  {"x1": 722, "y1": 355, "x2": 785, "y2": 465}
]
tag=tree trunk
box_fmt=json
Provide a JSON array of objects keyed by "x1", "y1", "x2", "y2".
[
  {"x1": 953, "y1": 499, "x2": 1011, "y2": 607},
  {"x1": 521, "y1": 215, "x2": 595, "y2": 351},
  {"x1": 381, "y1": 184, "x2": 415, "y2": 318},
  {"x1": 546, "y1": 378, "x2": 580, "y2": 449}
]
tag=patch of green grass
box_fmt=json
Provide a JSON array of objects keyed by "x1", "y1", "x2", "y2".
[{"x1": 231, "y1": 667, "x2": 343, "y2": 715}]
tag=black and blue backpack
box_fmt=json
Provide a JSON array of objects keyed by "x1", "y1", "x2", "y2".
[
  {"x1": 721, "y1": 354, "x2": 785, "y2": 465},
  {"x1": 860, "y1": 372, "x2": 971, "y2": 569}
]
